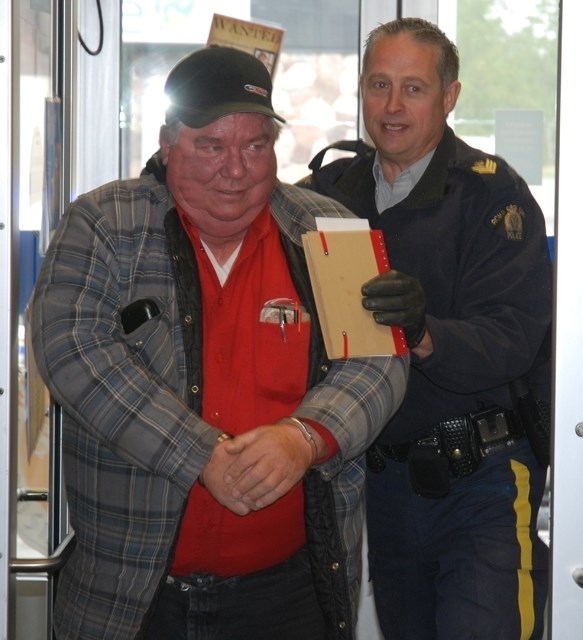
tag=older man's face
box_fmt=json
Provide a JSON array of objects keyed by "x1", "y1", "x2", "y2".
[{"x1": 161, "y1": 112, "x2": 277, "y2": 243}]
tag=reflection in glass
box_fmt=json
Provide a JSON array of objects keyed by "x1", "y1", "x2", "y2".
[{"x1": 17, "y1": 0, "x2": 52, "y2": 564}]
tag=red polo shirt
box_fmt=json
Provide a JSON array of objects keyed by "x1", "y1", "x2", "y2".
[{"x1": 171, "y1": 205, "x2": 313, "y2": 576}]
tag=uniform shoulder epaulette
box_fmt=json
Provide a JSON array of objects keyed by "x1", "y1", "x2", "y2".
[
  {"x1": 469, "y1": 157, "x2": 497, "y2": 175},
  {"x1": 455, "y1": 151, "x2": 498, "y2": 176},
  {"x1": 455, "y1": 150, "x2": 516, "y2": 191}
]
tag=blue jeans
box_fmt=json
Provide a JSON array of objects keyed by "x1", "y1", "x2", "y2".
[
  {"x1": 143, "y1": 547, "x2": 326, "y2": 640},
  {"x1": 366, "y1": 438, "x2": 548, "y2": 639}
]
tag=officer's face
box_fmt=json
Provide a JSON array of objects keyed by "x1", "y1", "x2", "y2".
[
  {"x1": 161, "y1": 113, "x2": 277, "y2": 244},
  {"x1": 360, "y1": 33, "x2": 460, "y2": 183}
]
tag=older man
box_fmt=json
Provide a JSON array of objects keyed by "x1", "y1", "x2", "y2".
[{"x1": 31, "y1": 46, "x2": 408, "y2": 640}]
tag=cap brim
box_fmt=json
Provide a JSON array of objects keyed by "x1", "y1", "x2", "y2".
[{"x1": 169, "y1": 102, "x2": 286, "y2": 129}]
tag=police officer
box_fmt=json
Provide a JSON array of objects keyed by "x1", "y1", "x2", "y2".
[{"x1": 302, "y1": 17, "x2": 551, "y2": 640}]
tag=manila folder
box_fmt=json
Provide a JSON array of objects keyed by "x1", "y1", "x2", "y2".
[{"x1": 302, "y1": 229, "x2": 408, "y2": 359}]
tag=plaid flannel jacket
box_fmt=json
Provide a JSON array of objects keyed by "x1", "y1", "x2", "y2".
[{"x1": 32, "y1": 174, "x2": 408, "y2": 639}]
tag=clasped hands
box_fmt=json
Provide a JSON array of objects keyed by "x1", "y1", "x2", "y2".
[
  {"x1": 198, "y1": 421, "x2": 322, "y2": 516},
  {"x1": 199, "y1": 270, "x2": 426, "y2": 516}
]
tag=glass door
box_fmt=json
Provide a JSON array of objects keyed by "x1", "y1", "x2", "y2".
[
  {"x1": 4, "y1": 2, "x2": 64, "y2": 638},
  {"x1": 0, "y1": 0, "x2": 15, "y2": 637},
  {"x1": 444, "y1": 0, "x2": 558, "y2": 556},
  {"x1": 1, "y1": 1, "x2": 119, "y2": 637}
]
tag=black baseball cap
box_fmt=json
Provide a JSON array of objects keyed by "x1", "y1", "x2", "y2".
[{"x1": 164, "y1": 46, "x2": 286, "y2": 128}]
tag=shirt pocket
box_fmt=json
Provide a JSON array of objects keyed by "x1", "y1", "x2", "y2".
[{"x1": 255, "y1": 319, "x2": 311, "y2": 404}]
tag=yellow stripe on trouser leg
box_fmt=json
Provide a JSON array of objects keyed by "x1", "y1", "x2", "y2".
[{"x1": 511, "y1": 459, "x2": 535, "y2": 640}]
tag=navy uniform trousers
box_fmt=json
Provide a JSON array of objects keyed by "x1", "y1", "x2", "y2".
[{"x1": 366, "y1": 438, "x2": 548, "y2": 639}]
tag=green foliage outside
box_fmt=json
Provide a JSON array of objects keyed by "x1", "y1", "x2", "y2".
[{"x1": 455, "y1": 0, "x2": 558, "y2": 168}]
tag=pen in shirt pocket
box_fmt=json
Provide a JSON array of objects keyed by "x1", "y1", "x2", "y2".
[{"x1": 259, "y1": 297, "x2": 310, "y2": 342}]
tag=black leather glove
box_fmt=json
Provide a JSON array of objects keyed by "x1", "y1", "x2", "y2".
[{"x1": 361, "y1": 270, "x2": 427, "y2": 349}]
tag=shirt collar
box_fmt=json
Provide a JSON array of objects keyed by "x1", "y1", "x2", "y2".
[
  {"x1": 176, "y1": 203, "x2": 272, "y2": 285},
  {"x1": 373, "y1": 148, "x2": 436, "y2": 211}
]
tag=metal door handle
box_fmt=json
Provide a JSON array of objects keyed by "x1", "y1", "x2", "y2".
[
  {"x1": 572, "y1": 567, "x2": 583, "y2": 588},
  {"x1": 17, "y1": 488, "x2": 49, "y2": 502},
  {"x1": 9, "y1": 531, "x2": 75, "y2": 574}
]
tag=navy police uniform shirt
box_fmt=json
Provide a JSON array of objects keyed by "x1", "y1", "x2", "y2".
[{"x1": 303, "y1": 126, "x2": 552, "y2": 445}]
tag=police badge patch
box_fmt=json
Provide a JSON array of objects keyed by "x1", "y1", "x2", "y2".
[{"x1": 490, "y1": 204, "x2": 525, "y2": 241}]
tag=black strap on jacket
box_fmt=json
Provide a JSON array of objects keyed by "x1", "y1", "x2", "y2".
[
  {"x1": 297, "y1": 139, "x2": 374, "y2": 196},
  {"x1": 307, "y1": 139, "x2": 374, "y2": 172}
]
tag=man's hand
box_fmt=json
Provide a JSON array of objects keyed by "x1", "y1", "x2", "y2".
[
  {"x1": 362, "y1": 270, "x2": 427, "y2": 348},
  {"x1": 199, "y1": 438, "x2": 252, "y2": 516},
  {"x1": 219, "y1": 424, "x2": 316, "y2": 511}
]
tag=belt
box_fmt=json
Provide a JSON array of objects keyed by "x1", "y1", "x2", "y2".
[
  {"x1": 166, "y1": 546, "x2": 310, "y2": 592},
  {"x1": 367, "y1": 406, "x2": 524, "y2": 479}
]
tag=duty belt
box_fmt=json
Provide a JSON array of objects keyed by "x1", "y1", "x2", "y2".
[{"x1": 367, "y1": 406, "x2": 524, "y2": 479}]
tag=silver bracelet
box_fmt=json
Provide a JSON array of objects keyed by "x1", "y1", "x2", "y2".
[{"x1": 286, "y1": 416, "x2": 318, "y2": 465}]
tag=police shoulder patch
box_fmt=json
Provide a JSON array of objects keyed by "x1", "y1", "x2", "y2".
[{"x1": 490, "y1": 204, "x2": 525, "y2": 241}]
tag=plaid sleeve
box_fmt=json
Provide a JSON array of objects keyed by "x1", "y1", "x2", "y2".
[{"x1": 30, "y1": 183, "x2": 217, "y2": 496}]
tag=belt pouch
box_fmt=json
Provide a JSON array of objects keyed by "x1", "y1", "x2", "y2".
[
  {"x1": 510, "y1": 378, "x2": 550, "y2": 468},
  {"x1": 440, "y1": 417, "x2": 482, "y2": 477},
  {"x1": 408, "y1": 441, "x2": 450, "y2": 499}
]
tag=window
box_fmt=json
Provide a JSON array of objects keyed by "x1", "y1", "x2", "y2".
[{"x1": 120, "y1": 0, "x2": 360, "y2": 182}]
